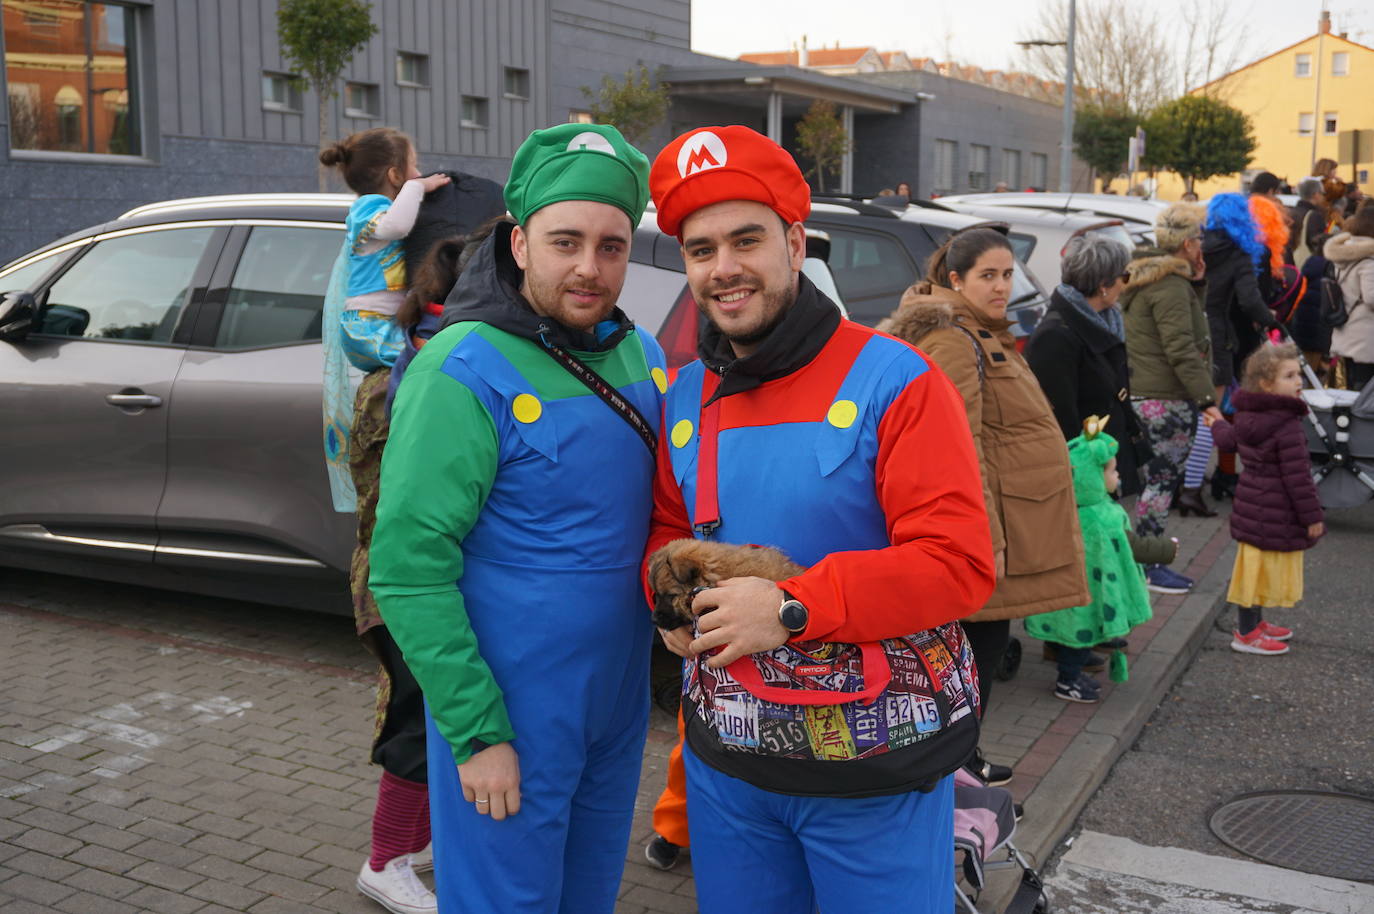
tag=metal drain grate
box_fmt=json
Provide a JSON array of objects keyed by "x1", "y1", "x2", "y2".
[{"x1": 1209, "y1": 790, "x2": 1374, "y2": 882}]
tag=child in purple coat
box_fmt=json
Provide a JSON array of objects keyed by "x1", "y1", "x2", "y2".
[{"x1": 1205, "y1": 343, "x2": 1325, "y2": 655}]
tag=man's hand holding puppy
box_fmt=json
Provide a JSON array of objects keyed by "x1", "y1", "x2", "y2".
[{"x1": 689, "y1": 577, "x2": 790, "y2": 668}]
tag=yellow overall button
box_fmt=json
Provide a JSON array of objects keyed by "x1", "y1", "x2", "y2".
[
  {"x1": 512, "y1": 394, "x2": 542, "y2": 424},
  {"x1": 651, "y1": 366, "x2": 669, "y2": 394},
  {"x1": 827, "y1": 399, "x2": 858, "y2": 429},
  {"x1": 671, "y1": 419, "x2": 694, "y2": 448}
]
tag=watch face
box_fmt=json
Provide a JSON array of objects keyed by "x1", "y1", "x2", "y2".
[{"x1": 780, "y1": 600, "x2": 808, "y2": 632}]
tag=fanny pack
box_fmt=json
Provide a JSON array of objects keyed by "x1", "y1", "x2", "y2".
[{"x1": 683, "y1": 373, "x2": 981, "y2": 797}]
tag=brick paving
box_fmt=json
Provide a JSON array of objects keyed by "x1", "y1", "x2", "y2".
[{"x1": 0, "y1": 507, "x2": 1227, "y2": 913}]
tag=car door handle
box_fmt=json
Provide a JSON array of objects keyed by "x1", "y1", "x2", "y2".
[{"x1": 106, "y1": 393, "x2": 163, "y2": 408}]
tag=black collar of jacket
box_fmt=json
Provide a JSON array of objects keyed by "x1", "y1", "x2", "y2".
[
  {"x1": 698, "y1": 272, "x2": 842, "y2": 402},
  {"x1": 1047, "y1": 288, "x2": 1122, "y2": 356},
  {"x1": 438, "y1": 221, "x2": 633, "y2": 352}
]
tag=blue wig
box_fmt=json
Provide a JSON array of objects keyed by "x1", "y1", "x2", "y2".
[{"x1": 1206, "y1": 193, "x2": 1265, "y2": 266}]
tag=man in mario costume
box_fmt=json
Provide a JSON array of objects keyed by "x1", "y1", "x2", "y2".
[
  {"x1": 644, "y1": 125, "x2": 997, "y2": 912},
  {"x1": 370, "y1": 122, "x2": 665, "y2": 913}
]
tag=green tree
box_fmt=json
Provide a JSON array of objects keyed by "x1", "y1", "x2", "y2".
[
  {"x1": 581, "y1": 66, "x2": 669, "y2": 146},
  {"x1": 794, "y1": 100, "x2": 849, "y2": 194},
  {"x1": 1072, "y1": 105, "x2": 1138, "y2": 191},
  {"x1": 277, "y1": 0, "x2": 379, "y2": 190},
  {"x1": 1142, "y1": 94, "x2": 1256, "y2": 194}
]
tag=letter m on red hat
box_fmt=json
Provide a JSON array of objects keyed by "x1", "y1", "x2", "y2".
[{"x1": 677, "y1": 131, "x2": 728, "y2": 177}]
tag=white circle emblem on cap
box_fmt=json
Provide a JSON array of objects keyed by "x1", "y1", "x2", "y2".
[
  {"x1": 566, "y1": 132, "x2": 617, "y2": 155},
  {"x1": 677, "y1": 131, "x2": 728, "y2": 178}
]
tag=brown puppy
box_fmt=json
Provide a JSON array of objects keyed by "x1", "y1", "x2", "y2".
[{"x1": 648, "y1": 538, "x2": 803, "y2": 631}]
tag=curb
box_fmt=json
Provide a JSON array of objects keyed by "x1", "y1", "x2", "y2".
[{"x1": 984, "y1": 528, "x2": 1236, "y2": 911}]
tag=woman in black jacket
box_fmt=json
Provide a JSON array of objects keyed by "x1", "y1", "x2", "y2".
[
  {"x1": 1026, "y1": 233, "x2": 1146, "y2": 495},
  {"x1": 1187, "y1": 194, "x2": 1281, "y2": 506}
]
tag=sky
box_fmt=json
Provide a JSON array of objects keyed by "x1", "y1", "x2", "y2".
[{"x1": 690, "y1": 0, "x2": 1374, "y2": 81}]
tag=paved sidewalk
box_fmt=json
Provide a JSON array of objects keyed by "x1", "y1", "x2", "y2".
[{"x1": 0, "y1": 507, "x2": 1230, "y2": 914}]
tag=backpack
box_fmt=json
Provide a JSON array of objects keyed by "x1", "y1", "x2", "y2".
[{"x1": 1319, "y1": 261, "x2": 1356, "y2": 329}]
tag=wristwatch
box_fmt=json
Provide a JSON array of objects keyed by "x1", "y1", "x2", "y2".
[{"x1": 778, "y1": 590, "x2": 809, "y2": 633}]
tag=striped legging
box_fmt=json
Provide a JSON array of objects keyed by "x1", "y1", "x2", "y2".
[{"x1": 1184, "y1": 416, "x2": 1212, "y2": 489}]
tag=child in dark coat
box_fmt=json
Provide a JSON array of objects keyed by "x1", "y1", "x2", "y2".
[{"x1": 1205, "y1": 343, "x2": 1325, "y2": 655}]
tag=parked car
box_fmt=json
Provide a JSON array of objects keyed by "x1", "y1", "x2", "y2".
[
  {"x1": 0, "y1": 194, "x2": 843, "y2": 613},
  {"x1": 936, "y1": 192, "x2": 1167, "y2": 245},
  {"x1": 804, "y1": 197, "x2": 1052, "y2": 336},
  {"x1": 933, "y1": 202, "x2": 1136, "y2": 289}
]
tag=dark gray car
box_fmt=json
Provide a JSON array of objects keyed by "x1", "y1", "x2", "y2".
[{"x1": 0, "y1": 194, "x2": 843, "y2": 614}]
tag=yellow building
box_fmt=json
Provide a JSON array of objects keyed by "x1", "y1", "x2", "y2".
[{"x1": 1152, "y1": 18, "x2": 1374, "y2": 200}]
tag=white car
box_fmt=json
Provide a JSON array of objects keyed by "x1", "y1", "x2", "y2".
[{"x1": 936, "y1": 192, "x2": 1167, "y2": 245}]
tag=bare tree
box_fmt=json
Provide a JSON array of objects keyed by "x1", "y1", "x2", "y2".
[
  {"x1": 1017, "y1": 0, "x2": 1175, "y2": 113},
  {"x1": 1178, "y1": 0, "x2": 1254, "y2": 97}
]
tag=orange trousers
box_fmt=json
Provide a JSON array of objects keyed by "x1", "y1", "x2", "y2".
[{"x1": 651, "y1": 707, "x2": 690, "y2": 847}]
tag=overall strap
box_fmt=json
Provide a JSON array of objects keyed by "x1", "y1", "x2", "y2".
[
  {"x1": 692, "y1": 371, "x2": 723, "y2": 538},
  {"x1": 538, "y1": 334, "x2": 657, "y2": 456}
]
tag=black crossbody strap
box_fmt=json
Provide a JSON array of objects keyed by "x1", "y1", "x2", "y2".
[{"x1": 538, "y1": 335, "x2": 658, "y2": 456}]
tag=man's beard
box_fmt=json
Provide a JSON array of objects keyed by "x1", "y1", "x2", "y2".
[
  {"x1": 524, "y1": 270, "x2": 613, "y2": 332},
  {"x1": 698, "y1": 277, "x2": 793, "y2": 348}
]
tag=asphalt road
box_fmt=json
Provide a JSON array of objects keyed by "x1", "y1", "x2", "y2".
[{"x1": 1042, "y1": 495, "x2": 1374, "y2": 910}]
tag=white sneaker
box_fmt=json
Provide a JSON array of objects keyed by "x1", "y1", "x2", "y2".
[
  {"x1": 357, "y1": 857, "x2": 438, "y2": 914},
  {"x1": 410, "y1": 843, "x2": 432, "y2": 873}
]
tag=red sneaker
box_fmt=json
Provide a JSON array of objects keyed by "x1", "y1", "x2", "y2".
[
  {"x1": 1231, "y1": 628, "x2": 1289, "y2": 655},
  {"x1": 1258, "y1": 620, "x2": 1292, "y2": 641}
]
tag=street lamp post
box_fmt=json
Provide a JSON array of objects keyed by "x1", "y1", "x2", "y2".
[{"x1": 1018, "y1": 0, "x2": 1078, "y2": 193}]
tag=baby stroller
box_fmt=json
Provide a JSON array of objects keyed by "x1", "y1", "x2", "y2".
[
  {"x1": 1295, "y1": 358, "x2": 1374, "y2": 509},
  {"x1": 953, "y1": 767, "x2": 1050, "y2": 913}
]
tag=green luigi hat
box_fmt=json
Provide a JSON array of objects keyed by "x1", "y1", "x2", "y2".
[{"x1": 504, "y1": 123, "x2": 651, "y2": 227}]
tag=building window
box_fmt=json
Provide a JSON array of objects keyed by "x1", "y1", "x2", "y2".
[
  {"x1": 568, "y1": 109, "x2": 593, "y2": 124},
  {"x1": 461, "y1": 95, "x2": 488, "y2": 128},
  {"x1": 504, "y1": 67, "x2": 530, "y2": 99},
  {"x1": 1295, "y1": 53, "x2": 1312, "y2": 77},
  {"x1": 262, "y1": 72, "x2": 302, "y2": 112},
  {"x1": 4, "y1": 0, "x2": 141, "y2": 156},
  {"x1": 1324, "y1": 112, "x2": 1338, "y2": 136},
  {"x1": 1003, "y1": 149, "x2": 1021, "y2": 189},
  {"x1": 1298, "y1": 112, "x2": 1314, "y2": 136},
  {"x1": 1332, "y1": 52, "x2": 1349, "y2": 76},
  {"x1": 934, "y1": 139, "x2": 957, "y2": 194},
  {"x1": 344, "y1": 82, "x2": 380, "y2": 118},
  {"x1": 969, "y1": 144, "x2": 990, "y2": 191},
  {"x1": 396, "y1": 52, "x2": 429, "y2": 87},
  {"x1": 1030, "y1": 153, "x2": 1048, "y2": 190}
]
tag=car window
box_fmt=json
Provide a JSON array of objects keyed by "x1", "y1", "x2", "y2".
[
  {"x1": 40, "y1": 227, "x2": 215, "y2": 342},
  {"x1": 821, "y1": 227, "x2": 917, "y2": 322},
  {"x1": 0, "y1": 250, "x2": 70, "y2": 292},
  {"x1": 1085, "y1": 225, "x2": 1136, "y2": 251},
  {"x1": 216, "y1": 226, "x2": 341, "y2": 349},
  {"x1": 1007, "y1": 232, "x2": 1037, "y2": 263}
]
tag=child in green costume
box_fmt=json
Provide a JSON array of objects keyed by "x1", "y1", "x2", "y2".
[{"x1": 1027, "y1": 417, "x2": 1156, "y2": 703}]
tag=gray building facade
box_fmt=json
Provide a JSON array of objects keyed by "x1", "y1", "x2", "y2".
[
  {"x1": 854, "y1": 70, "x2": 1091, "y2": 200},
  {"x1": 2, "y1": 0, "x2": 1086, "y2": 266}
]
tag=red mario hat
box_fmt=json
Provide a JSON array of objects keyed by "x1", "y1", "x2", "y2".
[{"x1": 650, "y1": 126, "x2": 811, "y2": 238}]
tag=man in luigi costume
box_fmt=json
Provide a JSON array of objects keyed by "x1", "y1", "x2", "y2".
[{"x1": 369, "y1": 123, "x2": 665, "y2": 913}]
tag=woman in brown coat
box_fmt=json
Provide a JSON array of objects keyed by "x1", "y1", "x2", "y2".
[{"x1": 883, "y1": 228, "x2": 1090, "y2": 771}]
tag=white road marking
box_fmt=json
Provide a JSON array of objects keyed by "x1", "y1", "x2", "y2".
[{"x1": 1046, "y1": 830, "x2": 1374, "y2": 914}]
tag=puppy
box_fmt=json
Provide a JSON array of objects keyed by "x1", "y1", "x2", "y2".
[{"x1": 648, "y1": 538, "x2": 803, "y2": 631}]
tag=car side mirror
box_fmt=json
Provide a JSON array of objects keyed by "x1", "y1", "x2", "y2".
[{"x1": 0, "y1": 291, "x2": 37, "y2": 342}]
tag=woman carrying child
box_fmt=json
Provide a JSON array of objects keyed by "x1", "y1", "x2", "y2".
[
  {"x1": 1205, "y1": 343, "x2": 1325, "y2": 655},
  {"x1": 320, "y1": 127, "x2": 449, "y2": 914}
]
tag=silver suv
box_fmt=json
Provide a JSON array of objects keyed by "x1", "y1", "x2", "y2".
[{"x1": 0, "y1": 194, "x2": 842, "y2": 613}]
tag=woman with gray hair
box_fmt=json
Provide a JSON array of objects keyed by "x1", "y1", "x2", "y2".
[
  {"x1": 1117, "y1": 203, "x2": 1224, "y2": 594},
  {"x1": 1026, "y1": 234, "x2": 1147, "y2": 495}
]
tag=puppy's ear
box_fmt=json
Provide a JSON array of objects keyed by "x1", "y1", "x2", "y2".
[{"x1": 666, "y1": 550, "x2": 702, "y2": 592}]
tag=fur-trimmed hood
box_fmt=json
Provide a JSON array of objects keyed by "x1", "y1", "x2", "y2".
[
  {"x1": 880, "y1": 282, "x2": 1008, "y2": 345},
  {"x1": 1123, "y1": 246, "x2": 1194, "y2": 290},
  {"x1": 1323, "y1": 231, "x2": 1374, "y2": 265}
]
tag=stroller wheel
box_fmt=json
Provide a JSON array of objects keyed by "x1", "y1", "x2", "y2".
[{"x1": 995, "y1": 637, "x2": 1022, "y2": 681}]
